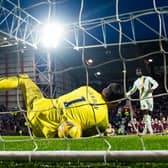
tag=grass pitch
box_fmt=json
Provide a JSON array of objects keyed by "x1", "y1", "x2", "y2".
[
  {"x1": 0, "y1": 135, "x2": 167, "y2": 167},
  {"x1": 0, "y1": 134, "x2": 167, "y2": 151}
]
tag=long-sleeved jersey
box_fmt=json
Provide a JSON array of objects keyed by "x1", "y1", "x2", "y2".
[
  {"x1": 126, "y1": 76, "x2": 159, "y2": 111},
  {"x1": 0, "y1": 75, "x2": 109, "y2": 138}
]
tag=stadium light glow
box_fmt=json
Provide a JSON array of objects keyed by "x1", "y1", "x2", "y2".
[
  {"x1": 3, "y1": 37, "x2": 7, "y2": 41},
  {"x1": 148, "y1": 59, "x2": 153, "y2": 62},
  {"x1": 96, "y1": 72, "x2": 101, "y2": 76},
  {"x1": 86, "y1": 59, "x2": 93, "y2": 65},
  {"x1": 41, "y1": 23, "x2": 64, "y2": 48},
  {"x1": 74, "y1": 46, "x2": 79, "y2": 51}
]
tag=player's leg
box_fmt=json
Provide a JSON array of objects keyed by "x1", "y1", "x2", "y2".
[
  {"x1": 0, "y1": 76, "x2": 20, "y2": 91},
  {"x1": 142, "y1": 110, "x2": 148, "y2": 134},
  {"x1": 0, "y1": 75, "x2": 43, "y2": 111},
  {"x1": 146, "y1": 99, "x2": 153, "y2": 134},
  {"x1": 141, "y1": 99, "x2": 153, "y2": 134},
  {"x1": 19, "y1": 75, "x2": 44, "y2": 111},
  {"x1": 146, "y1": 112, "x2": 153, "y2": 134},
  {"x1": 142, "y1": 111, "x2": 153, "y2": 135},
  {"x1": 140, "y1": 100, "x2": 147, "y2": 134}
]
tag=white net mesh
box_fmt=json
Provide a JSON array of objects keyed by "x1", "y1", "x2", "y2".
[{"x1": 0, "y1": 0, "x2": 168, "y2": 163}]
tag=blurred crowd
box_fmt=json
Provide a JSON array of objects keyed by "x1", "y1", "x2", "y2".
[
  {"x1": 0, "y1": 105, "x2": 28, "y2": 136},
  {"x1": 108, "y1": 103, "x2": 168, "y2": 135}
]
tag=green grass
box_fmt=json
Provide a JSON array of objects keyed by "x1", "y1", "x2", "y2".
[
  {"x1": 0, "y1": 161, "x2": 167, "y2": 168},
  {"x1": 0, "y1": 161, "x2": 168, "y2": 168},
  {"x1": 0, "y1": 135, "x2": 168, "y2": 167},
  {"x1": 0, "y1": 135, "x2": 168, "y2": 151}
]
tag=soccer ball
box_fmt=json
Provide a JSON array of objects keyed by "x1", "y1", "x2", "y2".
[{"x1": 58, "y1": 121, "x2": 82, "y2": 138}]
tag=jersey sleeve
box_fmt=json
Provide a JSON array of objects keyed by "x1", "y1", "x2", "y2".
[
  {"x1": 126, "y1": 80, "x2": 138, "y2": 96},
  {"x1": 148, "y1": 77, "x2": 159, "y2": 90}
]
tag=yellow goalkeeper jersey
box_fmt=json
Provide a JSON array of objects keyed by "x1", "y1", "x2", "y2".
[{"x1": 29, "y1": 86, "x2": 109, "y2": 138}]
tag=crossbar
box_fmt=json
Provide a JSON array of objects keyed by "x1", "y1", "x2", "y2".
[{"x1": 0, "y1": 151, "x2": 167, "y2": 162}]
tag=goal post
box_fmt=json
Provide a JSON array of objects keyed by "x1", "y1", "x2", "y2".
[{"x1": 0, "y1": 150, "x2": 168, "y2": 162}]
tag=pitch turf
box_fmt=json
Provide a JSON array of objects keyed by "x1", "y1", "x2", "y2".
[
  {"x1": 0, "y1": 135, "x2": 168, "y2": 167},
  {"x1": 0, "y1": 134, "x2": 168, "y2": 151}
]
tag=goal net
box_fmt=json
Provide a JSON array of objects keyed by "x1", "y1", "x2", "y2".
[{"x1": 0, "y1": 0, "x2": 168, "y2": 166}]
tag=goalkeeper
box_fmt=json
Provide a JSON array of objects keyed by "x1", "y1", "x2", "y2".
[{"x1": 0, "y1": 75, "x2": 122, "y2": 138}]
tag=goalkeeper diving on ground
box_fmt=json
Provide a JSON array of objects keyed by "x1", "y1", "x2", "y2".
[{"x1": 0, "y1": 75, "x2": 123, "y2": 138}]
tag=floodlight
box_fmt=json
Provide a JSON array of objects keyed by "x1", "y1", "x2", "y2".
[
  {"x1": 96, "y1": 72, "x2": 101, "y2": 76},
  {"x1": 3, "y1": 37, "x2": 7, "y2": 41},
  {"x1": 148, "y1": 59, "x2": 153, "y2": 62},
  {"x1": 41, "y1": 23, "x2": 64, "y2": 48},
  {"x1": 74, "y1": 46, "x2": 79, "y2": 51},
  {"x1": 86, "y1": 59, "x2": 93, "y2": 65},
  {"x1": 87, "y1": 59, "x2": 93, "y2": 64}
]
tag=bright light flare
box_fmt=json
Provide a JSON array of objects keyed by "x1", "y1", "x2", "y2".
[
  {"x1": 86, "y1": 59, "x2": 93, "y2": 65},
  {"x1": 96, "y1": 72, "x2": 101, "y2": 76},
  {"x1": 41, "y1": 23, "x2": 64, "y2": 48},
  {"x1": 148, "y1": 59, "x2": 153, "y2": 62}
]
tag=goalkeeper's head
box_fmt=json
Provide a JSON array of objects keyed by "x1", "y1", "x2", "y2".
[
  {"x1": 102, "y1": 83, "x2": 123, "y2": 102},
  {"x1": 58, "y1": 121, "x2": 82, "y2": 138}
]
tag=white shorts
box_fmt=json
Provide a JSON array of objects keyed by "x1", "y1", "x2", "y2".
[{"x1": 140, "y1": 98, "x2": 153, "y2": 111}]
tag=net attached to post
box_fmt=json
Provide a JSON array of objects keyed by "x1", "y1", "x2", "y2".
[{"x1": 0, "y1": 0, "x2": 168, "y2": 166}]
